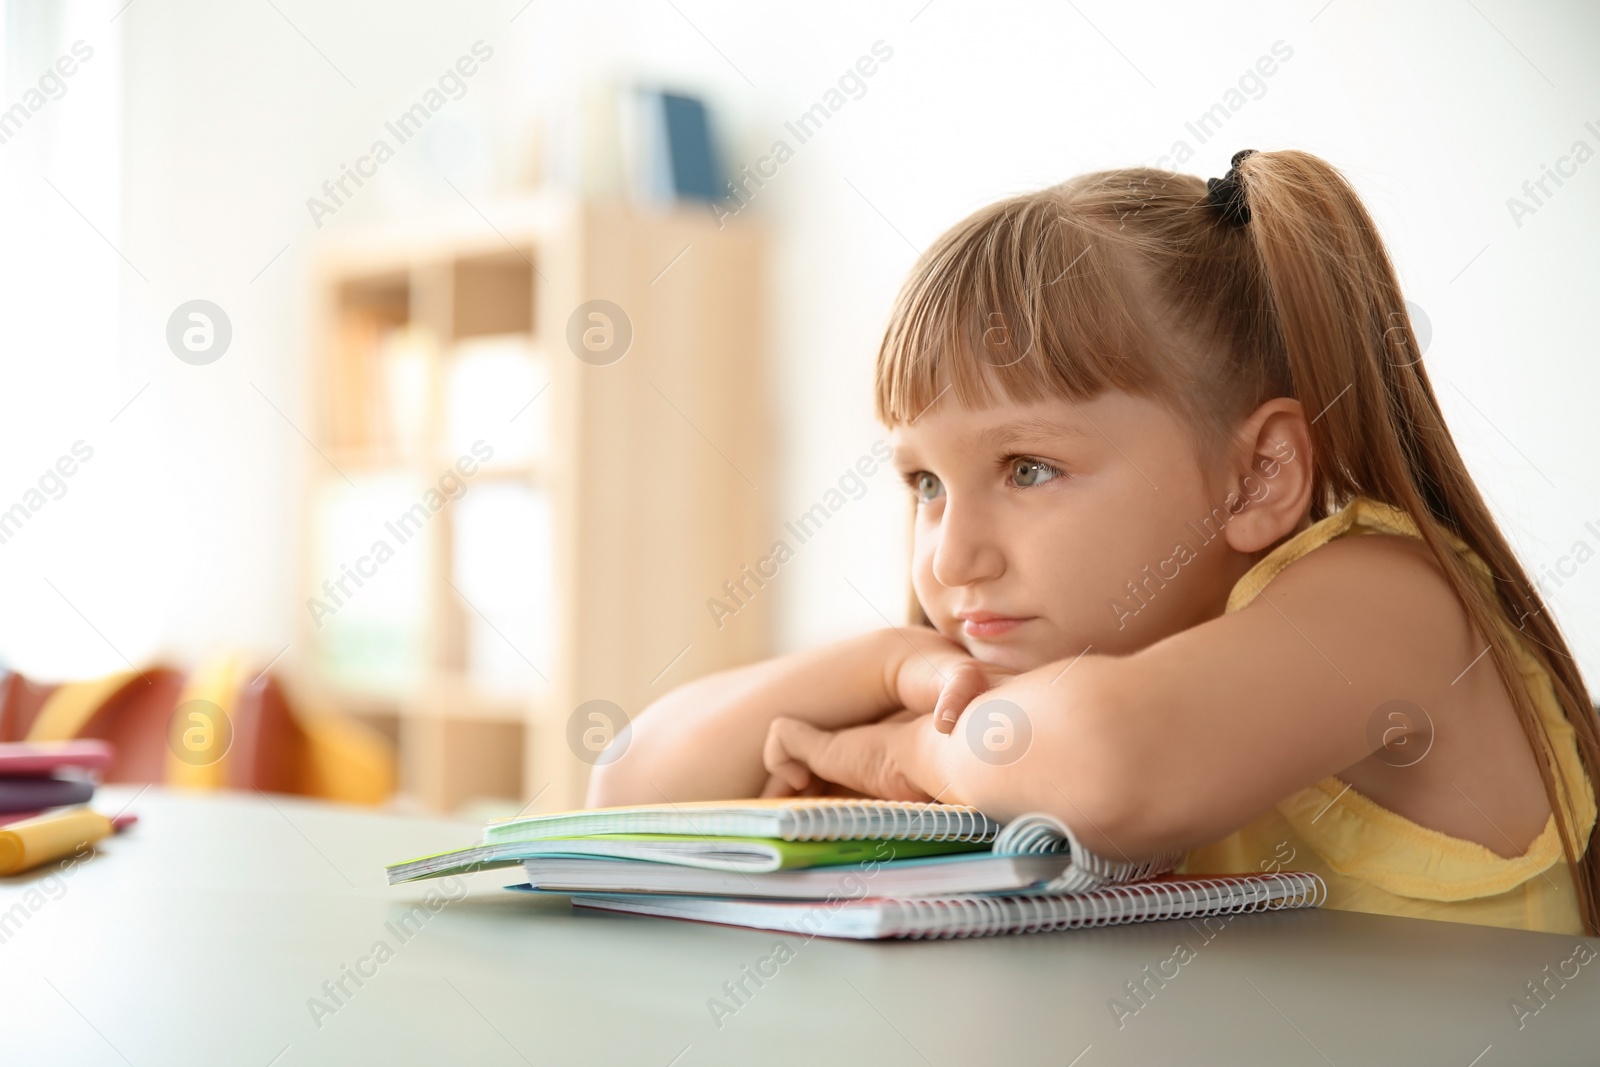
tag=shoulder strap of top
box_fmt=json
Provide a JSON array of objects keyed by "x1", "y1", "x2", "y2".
[
  {"x1": 1232, "y1": 496, "x2": 1597, "y2": 861},
  {"x1": 1226, "y1": 496, "x2": 1421, "y2": 614}
]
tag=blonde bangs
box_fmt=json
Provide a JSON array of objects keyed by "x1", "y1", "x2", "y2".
[{"x1": 873, "y1": 186, "x2": 1183, "y2": 427}]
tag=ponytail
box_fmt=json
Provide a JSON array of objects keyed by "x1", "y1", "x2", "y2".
[
  {"x1": 873, "y1": 147, "x2": 1600, "y2": 932},
  {"x1": 1234, "y1": 149, "x2": 1600, "y2": 933}
]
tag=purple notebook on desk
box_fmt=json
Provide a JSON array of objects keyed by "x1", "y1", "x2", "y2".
[{"x1": 0, "y1": 775, "x2": 95, "y2": 813}]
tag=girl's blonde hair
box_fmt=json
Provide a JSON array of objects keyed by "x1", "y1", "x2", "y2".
[{"x1": 873, "y1": 149, "x2": 1600, "y2": 934}]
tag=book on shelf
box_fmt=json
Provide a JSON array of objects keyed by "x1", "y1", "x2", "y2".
[{"x1": 619, "y1": 86, "x2": 722, "y2": 205}]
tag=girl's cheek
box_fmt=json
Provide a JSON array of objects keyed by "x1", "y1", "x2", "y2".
[
  {"x1": 911, "y1": 557, "x2": 936, "y2": 607},
  {"x1": 910, "y1": 553, "x2": 950, "y2": 629}
]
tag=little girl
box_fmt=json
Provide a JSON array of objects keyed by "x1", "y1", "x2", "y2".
[{"x1": 591, "y1": 149, "x2": 1600, "y2": 937}]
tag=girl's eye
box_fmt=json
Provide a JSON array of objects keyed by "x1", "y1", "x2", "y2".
[
  {"x1": 910, "y1": 472, "x2": 944, "y2": 502},
  {"x1": 1009, "y1": 458, "x2": 1062, "y2": 488}
]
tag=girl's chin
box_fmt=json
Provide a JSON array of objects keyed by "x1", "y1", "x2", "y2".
[
  {"x1": 965, "y1": 636, "x2": 1090, "y2": 675},
  {"x1": 964, "y1": 642, "x2": 1047, "y2": 673}
]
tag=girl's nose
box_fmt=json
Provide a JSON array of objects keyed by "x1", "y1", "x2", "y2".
[{"x1": 931, "y1": 498, "x2": 1006, "y2": 587}]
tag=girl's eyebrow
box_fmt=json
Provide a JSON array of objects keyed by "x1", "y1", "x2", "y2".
[
  {"x1": 890, "y1": 446, "x2": 921, "y2": 470},
  {"x1": 974, "y1": 416, "x2": 1091, "y2": 451},
  {"x1": 891, "y1": 415, "x2": 1090, "y2": 469}
]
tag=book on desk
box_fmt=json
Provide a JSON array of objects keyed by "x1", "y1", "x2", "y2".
[{"x1": 387, "y1": 798, "x2": 1327, "y2": 940}]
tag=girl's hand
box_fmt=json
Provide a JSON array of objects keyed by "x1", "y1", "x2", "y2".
[
  {"x1": 590, "y1": 624, "x2": 1006, "y2": 807},
  {"x1": 888, "y1": 638, "x2": 1018, "y2": 735},
  {"x1": 762, "y1": 712, "x2": 935, "y2": 802}
]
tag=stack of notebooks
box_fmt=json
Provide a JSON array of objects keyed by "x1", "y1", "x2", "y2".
[
  {"x1": 387, "y1": 799, "x2": 1326, "y2": 940},
  {"x1": 0, "y1": 739, "x2": 108, "y2": 824}
]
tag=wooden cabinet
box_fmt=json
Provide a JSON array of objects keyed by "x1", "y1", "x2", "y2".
[{"x1": 301, "y1": 194, "x2": 772, "y2": 813}]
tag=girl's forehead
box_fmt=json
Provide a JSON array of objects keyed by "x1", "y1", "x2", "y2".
[
  {"x1": 888, "y1": 389, "x2": 1199, "y2": 466},
  {"x1": 891, "y1": 391, "x2": 1129, "y2": 441}
]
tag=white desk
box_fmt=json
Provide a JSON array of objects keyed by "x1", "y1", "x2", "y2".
[{"x1": 2, "y1": 787, "x2": 1594, "y2": 1065}]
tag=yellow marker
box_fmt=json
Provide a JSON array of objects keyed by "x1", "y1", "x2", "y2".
[{"x1": 0, "y1": 807, "x2": 115, "y2": 876}]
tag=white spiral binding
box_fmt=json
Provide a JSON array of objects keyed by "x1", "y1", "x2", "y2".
[
  {"x1": 991, "y1": 812, "x2": 1187, "y2": 892},
  {"x1": 877, "y1": 872, "x2": 1327, "y2": 939},
  {"x1": 784, "y1": 800, "x2": 1001, "y2": 842}
]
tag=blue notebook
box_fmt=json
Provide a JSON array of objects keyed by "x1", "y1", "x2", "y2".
[{"x1": 659, "y1": 91, "x2": 720, "y2": 202}]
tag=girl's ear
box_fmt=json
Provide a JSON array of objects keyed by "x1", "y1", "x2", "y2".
[{"x1": 1220, "y1": 397, "x2": 1315, "y2": 555}]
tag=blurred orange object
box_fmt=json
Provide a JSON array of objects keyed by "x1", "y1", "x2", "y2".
[{"x1": 0, "y1": 658, "x2": 392, "y2": 805}]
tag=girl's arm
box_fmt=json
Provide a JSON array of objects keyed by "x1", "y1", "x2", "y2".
[
  {"x1": 768, "y1": 534, "x2": 1527, "y2": 861},
  {"x1": 586, "y1": 626, "x2": 1009, "y2": 807}
]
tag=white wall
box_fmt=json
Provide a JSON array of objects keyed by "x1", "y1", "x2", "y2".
[
  {"x1": 0, "y1": 1, "x2": 129, "y2": 677},
  {"x1": 2, "y1": 0, "x2": 1597, "y2": 687}
]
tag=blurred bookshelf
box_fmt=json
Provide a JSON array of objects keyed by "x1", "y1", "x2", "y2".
[{"x1": 299, "y1": 191, "x2": 772, "y2": 814}]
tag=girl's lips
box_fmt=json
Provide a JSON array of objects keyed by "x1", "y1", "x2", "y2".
[{"x1": 960, "y1": 615, "x2": 1031, "y2": 639}]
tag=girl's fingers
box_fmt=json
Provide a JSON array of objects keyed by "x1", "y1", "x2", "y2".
[
  {"x1": 933, "y1": 661, "x2": 989, "y2": 734},
  {"x1": 759, "y1": 772, "x2": 797, "y2": 798},
  {"x1": 896, "y1": 643, "x2": 976, "y2": 715},
  {"x1": 799, "y1": 777, "x2": 836, "y2": 797},
  {"x1": 894, "y1": 661, "x2": 943, "y2": 716},
  {"x1": 764, "y1": 717, "x2": 827, "y2": 791}
]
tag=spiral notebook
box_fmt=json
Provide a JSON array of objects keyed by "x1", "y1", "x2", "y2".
[
  {"x1": 394, "y1": 800, "x2": 1189, "y2": 888},
  {"x1": 521, "y1": 851, "x2": 1075, "y2": 898},
  {"x1": 393, "y1": 798, "x2": 1328, "y2": 938},
  {"x1": 496, "y1": 810, "x2": 1187, "y2": 897},
  {"x1": 561, "y1": 871, "x2": 1327, "y2": 940},
  {"x1": 388, "y1": 799, "x2": 1004, "y2": 884},
  {"x1": 481, "y1": 798, "x2": 1003, "y2": 845},
  {"x1": 389, "y1": 834, "x2": 985, "y2": 883}
]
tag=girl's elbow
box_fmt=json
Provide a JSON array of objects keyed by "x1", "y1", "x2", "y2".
[
  {"x1": 584, "y1": 762, "x2": 624, "y2": 808},
  {"x1": 584, "y1": 744, "x2": 667, "y2": 808},
  {"x1": 583, "y1": 698, "x2": 683, "y2": 807},
  {"x1": 1046, "y1": 674, "x2": 1178, "y2": 860}
]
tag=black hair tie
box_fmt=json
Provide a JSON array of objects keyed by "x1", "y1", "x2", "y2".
[{"x1": 1206, "y1": 149, "x2": 1257, "y2": 226}]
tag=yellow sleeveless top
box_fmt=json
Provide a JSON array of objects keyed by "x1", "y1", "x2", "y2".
[{"x1": 1178, "y1": 496, "x2": 1597, "y2": 935}]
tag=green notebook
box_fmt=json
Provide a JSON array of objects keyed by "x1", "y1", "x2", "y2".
[
  {"x1": 387, "y1": 833, "x2": 984, "y2": 884},
  {"x1": 386, "y1": 799, "x2": 1001, "y2": 884},
  {"x1": 481, "y1": 797, "x2": 1001, "y2": 844}
]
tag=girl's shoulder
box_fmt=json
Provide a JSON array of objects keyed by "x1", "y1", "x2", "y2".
[
  {"x1": 1227, "y1": 496, "x2": 1474, "y2": 673},
  {"x1": 1231, "y1": 495, "x2": 1518, "y2": 755},
  {"x1": 1227, "y1": 496, "x2": 1456, "y2": 616},
  {"x1": 1229, "y1": 500, "x2": 1558, "y2": 856}
]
